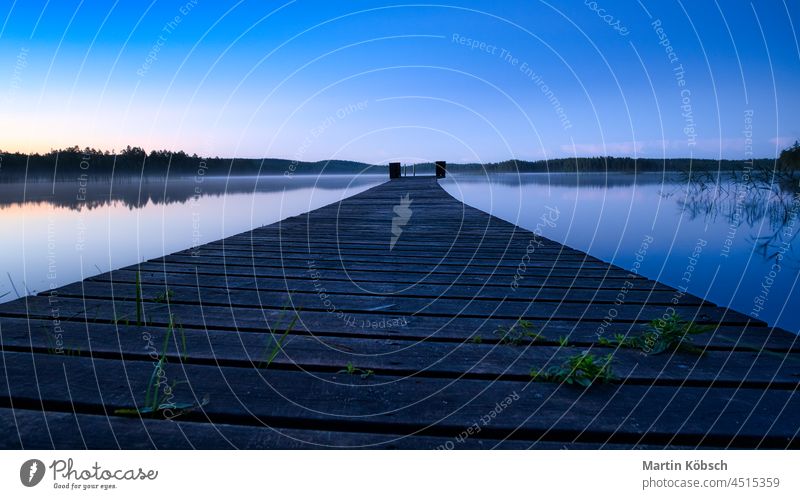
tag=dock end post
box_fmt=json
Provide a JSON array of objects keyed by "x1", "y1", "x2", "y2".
[
  {"x1": 389, "y1": 162, "x2": 401, "y2": 179},
  {"x1": 435, "y1": 160, "x2": 446, "y2": 178}
]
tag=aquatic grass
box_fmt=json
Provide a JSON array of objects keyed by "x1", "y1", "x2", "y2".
[
  {"x1": 6, "y1": 272, "x2": 20, "y2": 299},
  {"x1": 531, "y1": 351, "x2": 615, "y2": 387}
]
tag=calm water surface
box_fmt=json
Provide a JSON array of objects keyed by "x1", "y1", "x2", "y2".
[
  {"x1": 441, "y1": 172, "x2": 800, "y2": 333},
  {"x1": 0, "y1": 175, "x2": 384, "y2": 303}
]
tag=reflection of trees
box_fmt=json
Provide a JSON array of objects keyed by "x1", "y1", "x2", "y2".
[
  {"x1": 450, "y1": 171, "x2": 670, "y2": 189},
  {"x1": 0, "y1": 175, "x2": 384, "y2": 211},
  {"x1": 0, "y1": 147, "x2": 379, "y2": 179},
  {"x1": 677, "y1": 167, "x2": 800, "y2": 263}
]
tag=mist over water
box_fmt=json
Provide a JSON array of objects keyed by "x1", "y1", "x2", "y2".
[
  {"x1": 440, "y1": 172, "x2": 800, "y2": 333},
  {"x1": 0, "y1": 175, "x2": 384, "y2": 302}
]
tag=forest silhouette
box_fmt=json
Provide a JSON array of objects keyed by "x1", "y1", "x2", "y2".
[{"x1": 1, "y1": 142, "x2": 797, "y2": 180}]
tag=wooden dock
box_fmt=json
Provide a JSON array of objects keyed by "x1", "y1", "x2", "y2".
[{"x1": 1, "y1": 176, "x2": 798, "y2": 449}]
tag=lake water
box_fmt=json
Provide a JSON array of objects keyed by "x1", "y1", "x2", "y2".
[
  {"x1": 0, "y1": 175, "x2": 384, "y2": 302},
  {"x1": 440, "y1": 172, "x2": 800, "y2": 333},
  {"x1": 1, "y1": 172, "x2": 797, "y2": 333}
]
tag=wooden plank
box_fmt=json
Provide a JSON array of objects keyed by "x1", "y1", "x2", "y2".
[
  {"x1": 1, "y1": 318, "x2": 797, "y2": 388},
  {"x1": 227, "y1": 237, "x2": 564, "y2": 252},
  {"x1": 50, "y1": 281, "x2": 738, "y2": 323},
  {"x1": 132, "y1": 261, "x2": 669, "y2": 290},
  {"x1": 0, "y1": 408, "x2": 461, "y2": 449},
  {"x1": 163, "y1": 251, "x2": 614, "y2": 270},
  {"x1": 202, "y1": 238, "x2": 571, "y2": 254},
  {"x1": 1, "y1": 351, "x2": 798, "y2": 447},
  {"x1": 1, "y1": 293, "x2": 748, "y2": 329},
  {"x1": 152, "y1": 254, "x2": 628, "y2": 278},
  {"x1": 90, "y1": 268, "x2": 707, "y2": 305},
  {"x1": 6, "y1": 407, "x2": 651, "y2": 449},
  {"x1": 2, "y1": 305, "x2": 794, "y2": 354},
  {"x1": 180, "y1": 247, "x2": 602, "y2": 265}
]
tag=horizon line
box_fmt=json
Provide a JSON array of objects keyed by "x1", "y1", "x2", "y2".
[{"x1": 0, "y1": 147, "x2": 781, "y2": 165}]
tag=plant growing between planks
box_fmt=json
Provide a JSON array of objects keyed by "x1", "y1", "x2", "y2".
[
  {"x1": 495, "y1": 320, "x2": 544, "y2": 345},
  {"x1": 152, "y1": 288, "x2": 175, "y2": 303},
  {"x1": 598, "y1": 312, "x2": 714, "y2": 355},
  {"x1": 257, "y1": 302, "x2": 301, "y2": 369},
  {"x1": 338, "y1": 361, "x2": 374, "y2": 379},
  {"x1": 38, "y1": 324, "x2": 83, "y2": 356},
  {"x1": 167, "y1": 314, "x2": 188, "y2": 362},
  {"x1": 531, "y1": 351, "x2": 615, "y2": 387},
  {"x1": 135, "y1": 271, "x2": 144, "y2": 326},
  {"x1": 115, "y1": 315, "x2": 204, "y2": 418},
  {"x1": 114, "y1": 271, "x2": 147, "y2": 326},
  {"x1": 597, "y1": 333, "x2": 630, "y2": 348}
]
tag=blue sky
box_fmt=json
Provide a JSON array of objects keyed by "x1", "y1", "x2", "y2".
[{"x1": 0, "y1": 0, "x2": 798, "y2": 163}]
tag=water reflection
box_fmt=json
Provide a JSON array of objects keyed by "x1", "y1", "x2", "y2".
[
  {"x1": 0, "y1": 175, "x2": 380, "y2": 210},
  {"x1": 441, "y1": 171, "x2": 800, "y2": 332},
  {"x1": 676, "y1": 171, "x2": 800, "y2": 263},
  {"x1": 0, "y1": 175, "x2": 384, "y2": 302},
  {"x1": 446, "y1": 170, "x2": 668, "y2": 188}
]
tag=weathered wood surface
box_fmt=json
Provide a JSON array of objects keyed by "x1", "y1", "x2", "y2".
[{"x1": 1, "y1": 176, "x2": 798, "y2": 449}]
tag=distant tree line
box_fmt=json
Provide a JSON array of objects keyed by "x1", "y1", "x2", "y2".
[
  {"x1": 448, "y1": 156, "x2": 780, "y2": 173},
  {"x1": 779, "y1": 141, "x2": 800, "y2": 170},
  {"x1": 0, "y1": 145, "x2": 379, "y2": 180},
  {"x1": 1, "y1": 143, "x2": 797, "y2": 180}
]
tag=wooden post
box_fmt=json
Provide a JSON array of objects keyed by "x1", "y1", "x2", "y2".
[
  {"x1": 435, "y1": 160, "x2": 446, "y2": 178},
  {"x1": 389, "y1": 162, "x2": 401, "y2": 179}
]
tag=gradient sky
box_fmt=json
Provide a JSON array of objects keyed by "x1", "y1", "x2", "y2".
[{"x1": 0, "y1": 0, "x2": 798, "y2": 163}]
